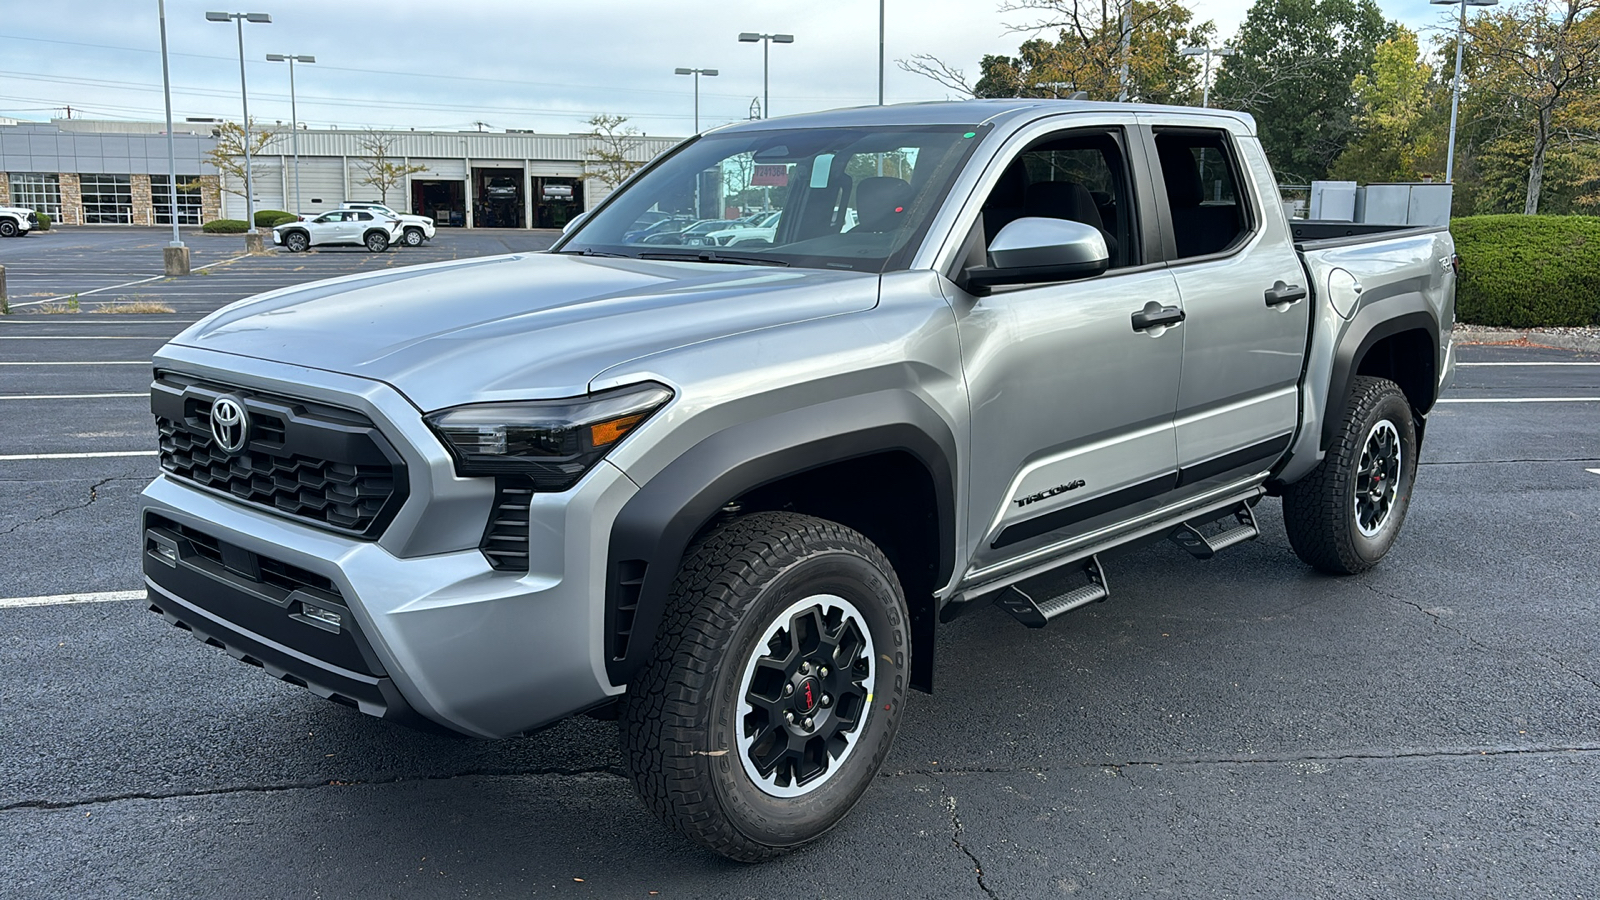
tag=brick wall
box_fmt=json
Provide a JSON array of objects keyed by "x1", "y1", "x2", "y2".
[
  {"x1": 0, "y1": 173, "x2": 10, "y2": 207},
  {"x1": 131, "y1": 173, "x2": 154, "y2": 226},
  {"x1": 199, "y1": 175, "x2": 222, "y2": 222},
  {"x1": 59, "y1": 173, "x2": 82, "y2": 225}
]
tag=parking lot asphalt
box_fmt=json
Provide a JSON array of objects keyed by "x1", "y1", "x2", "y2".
[{"x1": 2, "y1": 227, "x2": 1598, "y2": 898}]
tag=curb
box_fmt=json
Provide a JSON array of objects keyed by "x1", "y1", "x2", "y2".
[{"x1": 1457, "y1": 330, "x2": 1600, "y2": 353}]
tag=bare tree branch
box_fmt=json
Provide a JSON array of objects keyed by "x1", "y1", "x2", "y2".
[{"x1": 895, "y1": 54, "x2": 978, "y2": 97}]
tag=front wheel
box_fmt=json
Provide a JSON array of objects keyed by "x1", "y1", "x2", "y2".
[
  {"x1": 283, "y1": 231, "x2": 309, "y2": 253},
  {"x1": 1282, "y1": 375, "x2": 1419, "y2": 574},
  {"x1": 0, "y1": 220, "x2": 17, "y2": 238},
  {"x1": 364, "y1": 231, "x2": 390, "y2": 252},
  {"x1": 621, "y1": 512, "x2": 910, "y2": 862},
  {"x1": 402, "y1": 228, "x2": 424, "y2": 247}
]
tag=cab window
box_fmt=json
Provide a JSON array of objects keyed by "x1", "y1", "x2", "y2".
[
  {"x1": 1151, "y1": 129, "x2": 1251, "y2": 259},
  {"x1": 977, "y1": 129, "x2": 1138, "y2": 270}
]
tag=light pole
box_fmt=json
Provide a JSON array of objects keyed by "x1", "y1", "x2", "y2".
[
  {"x1": 673, "y1": 67, "x2": 719, "y2": 133},
  {"x1": 266, "y1": 53, "x2": 314, "y2": 214},
  {"x1": 207, "y1": 10, "x2": 270, "y2": 252},
  {"x1": 1432, "y1": 0, "x2": 1498, "y2": 183},
  {"x1": 1180, "y1": 44, "x2": 1234, "y2": 107},
  {"x1": 157, "y1": 0, "x2": 189, "y2": 275},
  {"x1": 878, "y1": 0, "x2": 885, "y2": 105},
  {"x1": 737, "y1": 32, "x2": 794, "y2": 119}
]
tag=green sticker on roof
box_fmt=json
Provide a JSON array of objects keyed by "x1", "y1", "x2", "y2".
[{"x1": 963, "y1": 132, "x2": 976, "y2": 139}]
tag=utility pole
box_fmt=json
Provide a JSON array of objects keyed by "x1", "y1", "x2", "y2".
[
  {"x1": 879, "y1": 0, "x2": 885, "y2": 105},
  {"x1": 158, "y1": 0, "x2": 190, "y2": 275},
  {"x1": 266, "y1": 53, "x2": 315, "y2": 214}
]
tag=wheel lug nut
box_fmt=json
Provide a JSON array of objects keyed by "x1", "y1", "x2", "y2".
[
  {"x1": 799, "y1": 662, "x2": 811, "y2": 675},
  {"x1": 821, "y1": 694, "x2": 832, "y2": 707},
  {"x1": 785, "y1": 710, "x2": 795, "y2": 723},
  {"x1": 819, "y1": 666, "x2": 828, "y2": 677},
  {"x1": 803, "y1": 717, "x2": 814, "y2": 730},
  {"x1": 783, "y1": 683, "x2": 794, "y2": 697}
]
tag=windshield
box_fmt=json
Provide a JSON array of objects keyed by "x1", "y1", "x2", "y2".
[{"x1": 558, "y1": 124, "x2": 986, "y2": 271}]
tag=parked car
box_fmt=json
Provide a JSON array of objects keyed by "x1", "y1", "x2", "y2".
[
  {"x1": 0, "y1": 204, "x2": 37, "y2": 237},
  {"x1": 271, "y1": 209, "x2": 401, "y2": 252},
  {"x1": 340, "y1": 202, "x2": 435, "y2": 246},
  {"x1": 485, "y1": 176, "x2": 519, "y2": 200},
  {"x1": 705, "y1": 211, "x2": 782, "y2": 246},
  {"x1": 141, "y1": 99, "x2": 1456, "y2": 862},
  {"x1": 638, "y1": 219, "x2": 730, "y2": 246}
]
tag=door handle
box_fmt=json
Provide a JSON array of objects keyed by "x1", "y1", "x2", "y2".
[
  {"x1": 1131, "y1": 304, "x2": 1185, "y2": 332},
  {"x1": 1265, "y1": 281, "x2": 1308, "y2": 307}
]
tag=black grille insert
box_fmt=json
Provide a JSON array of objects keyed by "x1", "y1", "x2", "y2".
[
  {"x1": 152, "y1": 371, "x2": 408, "y2": 538},
  {"x1": 481, "y1": 477, "x2": 534, "y2": 571}
]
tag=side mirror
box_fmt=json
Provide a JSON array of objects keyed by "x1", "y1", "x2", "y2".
[
  {"x1": 962, "y1": 217, "x2": 1110, "y2": 294},
  {"x1": 563, "y1": 211, "x2": 590, "y2": 234}
]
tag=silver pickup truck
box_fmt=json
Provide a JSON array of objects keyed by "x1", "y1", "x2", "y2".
[{"x1": 139, "y1": 100, "x2": 1455, "y2": 860}]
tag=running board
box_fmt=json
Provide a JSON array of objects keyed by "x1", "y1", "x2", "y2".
[
  {"x1": 994, "y1": 555, "x2": 1108, "y2": 628},
  {"x1": 1169, "y1": 502, "x2": 1259, "y2": 560}
]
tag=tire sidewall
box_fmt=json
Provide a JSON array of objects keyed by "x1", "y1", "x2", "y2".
[
  {"x1": 705, "y1": 550, "x2": 908, "y2": 848},
  {"x1": 1345, "y1": 391, "x2": 1418, "y2": 565},
  {"x1": 0, "y1": 220, "x2": 17, "y2": 238},
  {"x1": 366, "y1": 232, "x2": 389, "y2": 252},
  {"x1": 285, "y1": 232, "x2": 308, "y2": 252},
  {"x1": 404, "y1": 228, "x2": 423, "y2": 246}
]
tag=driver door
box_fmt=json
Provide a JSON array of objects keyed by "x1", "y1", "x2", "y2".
[{"x1": 946, "y1": 125, "x2": 1184, "y2": 573}]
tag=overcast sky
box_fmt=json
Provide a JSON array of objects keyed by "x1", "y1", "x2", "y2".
[{"x1": 2, "y1": 0, "x2": 1451, "y2": 137}]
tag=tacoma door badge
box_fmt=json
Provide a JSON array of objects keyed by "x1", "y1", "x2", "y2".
[
  {"x1": 210, "y1": 395, "x2": 249, "y2": 454},
  {"x1": 1015, "y1": 479, "x2": 1086, "y2": 508}
]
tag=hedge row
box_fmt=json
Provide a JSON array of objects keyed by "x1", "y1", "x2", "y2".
[
  {"x1": 202, "y1": 219, "x2": 249, "y2": 233},
  {"x1": 1452, "y1": 215, "x2": 1600, "y2": 328},
  {"x1": 254, "y1": 209, "x2": 298, "y2": 227}
]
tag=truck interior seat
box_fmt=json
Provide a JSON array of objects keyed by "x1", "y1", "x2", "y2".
[
  {"x1": 981, "y1": 162, "x2": 1030, "y2": 242},
  {"x1": 854, "y1": 177, "x2": 915, "y2": 232},
  {"x1": 1156, "y1": 139, "x2": 1241, "y2": 258},
  {"x1": 1023, "y1": 180, "x2": 1118, "y2": 261}
]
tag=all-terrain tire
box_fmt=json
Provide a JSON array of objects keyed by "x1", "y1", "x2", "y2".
[
  {"x1": 620, "y1": 511, "x2": 910, "y2": 862},
  {"x1": 1282, "y1": 375, "x2": 1418, "y2": 574}
]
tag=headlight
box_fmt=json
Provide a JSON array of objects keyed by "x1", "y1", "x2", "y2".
[{"x1": 424, "y1": 382, "x2": 673, "y2": 489}]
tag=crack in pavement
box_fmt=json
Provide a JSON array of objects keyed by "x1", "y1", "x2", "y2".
[
  {"x1": 929, "y1": 773, "x2": 1000, "y2": 900},
  {"x1": 0, "y1": 475, "x2": 143, "y2": 538},
  {"x1": 1366, "y1": 582, "x2": 1600, "y2": 695},
  {"x1": 0, "y1": 764, "x2": 623, "y2": 814},
  {"x1": 883, "y1": 742, "x2": 1600, "y2": 779}
]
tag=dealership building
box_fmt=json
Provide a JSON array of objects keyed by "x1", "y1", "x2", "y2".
[{"x1": 0, "y1": 119, "x2": 680, "y2": 229}]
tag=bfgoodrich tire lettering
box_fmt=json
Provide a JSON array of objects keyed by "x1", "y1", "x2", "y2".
[
  {"x1": 1282, "y1": 375, "x2": 1418, "y2": 574},
  {"x1": 621, "y1": 511, "x2": 910, "y2": 862}
]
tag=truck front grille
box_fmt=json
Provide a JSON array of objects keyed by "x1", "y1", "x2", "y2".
[{"x1": 152, "y1": 372, "x2": 408, "y2": 538}]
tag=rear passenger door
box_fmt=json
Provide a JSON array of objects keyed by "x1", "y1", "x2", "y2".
[{"x1": 1139, "y1": 117, "x2": 1311, "y2": 491}]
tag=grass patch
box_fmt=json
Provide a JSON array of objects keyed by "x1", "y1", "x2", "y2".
[
  {"x1": 38, "y1": 299, "x2": 82, "y2": 314},
  {"x1": 98, "y1": 300, "x2": 176, "y2": 314}
]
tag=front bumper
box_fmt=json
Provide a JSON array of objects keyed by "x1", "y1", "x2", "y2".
[{"x1": 139, "y1": 348, "x2": 640, "y2": 739}]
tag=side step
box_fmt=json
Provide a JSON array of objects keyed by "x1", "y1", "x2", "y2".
[
  {"x1": 994, "y1": 555, "x2": 1108, "y2": 628},
  {"x1": 1168, "y1": 502, "x2": 1259, "y2": 560}
]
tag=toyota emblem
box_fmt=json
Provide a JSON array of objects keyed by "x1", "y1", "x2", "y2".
[{"x1": 209, "y1": 395, "x2": 249, "y2": 454}]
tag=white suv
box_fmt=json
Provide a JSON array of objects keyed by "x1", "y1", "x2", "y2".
[
  {"x1": 341, "y1": 202, "x2": 435, "y2": 246},
  {"x1": 272, "y1": 210, "x2": 401, "y2": 252}
]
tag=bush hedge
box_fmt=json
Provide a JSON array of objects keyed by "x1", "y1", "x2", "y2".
[
  {"x1": 253, "y1": 209, "x2": 298, "y2": 227},
  {"x1": 1452, "y1": 215, "x2": 1600, "y2": 328},
  {"x1": 35, "y1": 212, "x2": 51, "y2": 231},
  {"x1": 202, "y1": 218, "x2": 250, "y2": 234}
]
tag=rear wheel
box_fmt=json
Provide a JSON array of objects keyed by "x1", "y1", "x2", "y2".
[
  {"x1": 284, "y1": 231, "x2": 309, "y2": 253},
  {"x1": 364, "y1": 230, "x2": 390, "y2": 252},
  {"x1": 402, "y1": 228, "x2": 424, "y2": 247},
  {"x1": 1283, "y1": 375, "x2": 1418, "y2": 574},
  {"x1": 621, "y1": 512, "x2": 909, "y2": 862}
]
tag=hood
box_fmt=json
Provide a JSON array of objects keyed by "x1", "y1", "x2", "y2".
[{"x1": 169, "y1": 252, "x2": 879, "y2": 410}]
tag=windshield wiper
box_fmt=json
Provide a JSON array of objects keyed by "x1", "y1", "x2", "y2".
[
  {"x1": 560, "y1": 247, "x2": 632, "y2": 259},
  {"x1": 637, "y1": 250, "x2": 790, "y2": 267}
]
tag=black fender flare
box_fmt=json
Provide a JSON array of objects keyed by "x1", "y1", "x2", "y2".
[
  {"x1": 1323, "y1": 295, "x2": 1440, "y2": 451},
  {"x1": 605, "y1": 389, "x2": 958, "y2": 689}
]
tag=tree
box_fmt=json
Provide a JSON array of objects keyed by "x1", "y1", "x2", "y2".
[
  {"x1": 1465, "y1": 0, "x2": 1600, "y2": 213},
  {"x1": 581, "y1": 114, "x2": 648, "y2": 189},
  {"x1": 205, "y1": 118, "x2": 277, "y2": 199},
  {"x1": 354, "y1": 130, "x2": 427, "y2": 206},
  {"x1": 1212, "y1": 0, "x2": 1394, "y2": 184},
  {"x1": 1330, "y1": 28, "x2": 1448, "y2": 182},
  {"x1": 898, "y1": 0, "x2": 1212, "y2": 103}
]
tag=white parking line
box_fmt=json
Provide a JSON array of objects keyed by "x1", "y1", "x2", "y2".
[
  {"x1": 5, "y1": 275, "x2": 165, "y2": 309},
  {"x1": 0, "y1": 393, "x2": 144, "y2": 401},
  {"x1": 0, "y1": 450, "x2": 157, "y2": 461},
  {"x1": 0, "y1": 361, "x2": 149, "y2": 366},
  {"x1": 0, "y1": 336, "x2": 169, "y2": 340},
  {"x1": 1458, "y1": 362, "x2": 1600, "y2": 367},
  {"x1": 0, "y1": 590, "x2": 145, "y2": 610},
  {"x1": 1588, "y1": 469, "x2": 1600, "y2": 476},
  {"x1": 1437, "y1": 397, "x2": 1600, "y2": 403}
]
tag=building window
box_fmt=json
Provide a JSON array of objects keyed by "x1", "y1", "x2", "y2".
[
  {"x1": 80, "y1": 173, "x2": 134, "y2": 224},
  {"x1": 151, "y1": 174, "x2": 204, "y2": 225},
  {"x1": 8, "y1": 173, "x2": 62, "y2": 220}
]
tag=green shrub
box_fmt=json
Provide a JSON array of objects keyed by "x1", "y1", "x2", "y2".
[
  {"x1": 1452, "y1": 215, "x2": 1600, "y2": 327},
  {"x1": 253, "y1": 209, "x2": 297, "y2": 227},
  {"x1": 34, "y1": 212, "x2": 51, "y2": 231},
  {"x1": 202, "y1": 218, "x2": 249, "y2": 234}
]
